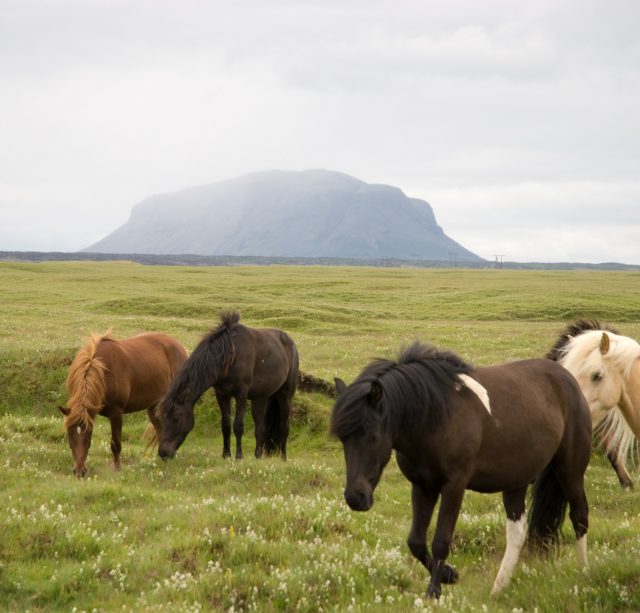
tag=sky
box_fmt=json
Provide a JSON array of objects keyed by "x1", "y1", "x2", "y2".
[{"x1": 1, "y1": 0, "x2": 639, "y2": 263}]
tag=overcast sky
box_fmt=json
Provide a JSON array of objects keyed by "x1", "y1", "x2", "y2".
[{"x1": 1, "y1": 0, "x2": 639, "y2": 263}]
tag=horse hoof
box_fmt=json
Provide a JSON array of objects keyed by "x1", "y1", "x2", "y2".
[
  {"x1": 621, "y1": 479, "x2": 634, "y2": 490},
  {"x1": 442, "y1": 564, "x2": 458, "y2": 584}
]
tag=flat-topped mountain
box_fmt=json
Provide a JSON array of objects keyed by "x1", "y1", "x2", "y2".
[{"x1": 84, "y1": 169, "x2": 482, "y2": 261}]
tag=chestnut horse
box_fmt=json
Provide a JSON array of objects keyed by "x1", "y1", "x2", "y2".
[
  {"x1": 156, "y1": 310, "x2": 299, "y2": 461},
  {"x1": 548, "y1": 320, "x2": 640, "y2": 488},
  {"x1": 58, "y1": 332, "x2": 187, "y2": 476},
  {"x1": 331, "y1": 342, "x2": 591, "y2": 598}
]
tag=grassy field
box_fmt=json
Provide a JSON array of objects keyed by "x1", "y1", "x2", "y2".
[{"x1": 1, "y1": 261, "x2": 640, "y2": 612}]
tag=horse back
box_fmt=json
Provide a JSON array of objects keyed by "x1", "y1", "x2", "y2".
[
  {"x1": 227, "y1": 325, "x2": 298, "y2": 398},
  {"x1": 98, "y1": 333, "x2": 187, "y2": 413},
  {"x1": 446, "y1": 359, "x2": 590, "y2": 493}
]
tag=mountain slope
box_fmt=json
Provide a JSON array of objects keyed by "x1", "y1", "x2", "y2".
[{"x1": 84, "y1": 169, "x2": 482, "y2": 261}]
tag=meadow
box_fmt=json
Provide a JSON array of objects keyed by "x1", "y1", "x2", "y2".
[{"x1": 1, "y1": 261, "x2": 640, "y2": 612}]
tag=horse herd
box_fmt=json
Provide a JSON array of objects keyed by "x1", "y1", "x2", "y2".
[{"x1": 57, "y1": 313, "x2": 640, "y2": 599}]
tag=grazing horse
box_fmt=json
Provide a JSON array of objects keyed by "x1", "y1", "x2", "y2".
[
  {"x1": 58, "y1": 332, "x2": 187, "y2": 477},
  {"x1": 548, "y1": 320, "x2": 640, "y2": 488},
  {"x1": 331, "y1": 342, "x2": 591, "y2": 598},
  {"x1": 156, "y1": 310, "x2": 299, "y2": 460}
]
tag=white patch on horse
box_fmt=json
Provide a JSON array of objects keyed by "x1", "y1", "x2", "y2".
[
  {"x1": 458, "y1": 374, "x2": 492, "y2": 415},
  {"x1": 491, "y1": 514, "x2": 527, "y2": 595},
  {"x1": 77, "y1": 426, "x2": 82, "y2": 435},
  {"x1": 576, "y1": 534, "x2": 588, "y2": 568}
]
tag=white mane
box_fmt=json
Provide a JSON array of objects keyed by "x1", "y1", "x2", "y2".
[{"x1": 559, "y1": 330, "x2": 640, "y2": 381}]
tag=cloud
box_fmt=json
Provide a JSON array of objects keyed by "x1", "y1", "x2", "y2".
[
  {"x1": 423, "y1": 180, "x2": 640, "y2": 263},
  {"x1": 0, "y1": 0, "x2": 639, "y2": 261}
]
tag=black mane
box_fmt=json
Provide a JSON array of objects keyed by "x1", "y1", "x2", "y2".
[
  {"x1": 162, "y1": 310, "x2": 240, "y2": 409},
  {"x1": 330, "y1": 341, "x2": 473, "y2": 438},
  {"x1": 546, "y1": 319, "x2": 618, "y2": 361}
]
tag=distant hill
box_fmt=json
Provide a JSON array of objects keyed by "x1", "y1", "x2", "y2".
[{"x1": 84, "y1": 169, "x2": 483, "y2": 261}]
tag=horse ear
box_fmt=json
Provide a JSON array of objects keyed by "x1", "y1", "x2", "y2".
[
  {"x1": 600, "y1": 332, "x2": 611, "y2": 355},
  {"x1": 58, "y1": 405, "x2": 70, "y2": 416},
  {"x1": 334, "y1": 378, "x2": 348, "y2": 397},
  {"x1": 368, "y1": 380, "x2": 384, "y2": 412}
]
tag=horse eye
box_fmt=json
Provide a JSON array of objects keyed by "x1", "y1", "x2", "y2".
[{"x1": 591, "y1": 371, "x2": 603, "y2": 383}]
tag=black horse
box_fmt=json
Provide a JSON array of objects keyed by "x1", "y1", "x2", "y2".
[
  {"x1": 157, "y1": 311, "x2": 299, "y2": 460},
  {"x1": 331, "y1": 342, "x2": 592, "y2": 598}
]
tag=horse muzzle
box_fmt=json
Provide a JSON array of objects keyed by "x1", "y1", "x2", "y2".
[
  {"x1": 344, "y1": 486, "x2": 373, "y2": 511},
  {"x1": 158, "y1": 445, "x2": 176, "y2": 460},
  {"x1": 73, "y1": 465, "x2": 87, "y2": 478}
]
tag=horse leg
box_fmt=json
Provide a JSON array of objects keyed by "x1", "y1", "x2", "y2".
[
  {"x1": 109, "y1": 411, "x2": 123, "y2": 470},
  {"x1": 215, "y1": 391, "x2": 232, "y2": 459},
  {"x1": 233, "y1": 391, "x2": 248, "y2": 460},
  {"x1": 427, "y1": 482, "x2": 465, "y2": 599},
  {"x1": 491, "y1": 487, "x2": 528, "y2": 595},
  {"x1": 251, "y1": 398, "x2": 267, "y2": 459},
  {"x1": 606, "y1": 449, "x2": 634, "y2": 489},
  {"x1": 407, "y1": 483, "x2": 458, "y2": 584},
  {"x1": 553, "y1": 462, "x2": 590, "y2": 568}
]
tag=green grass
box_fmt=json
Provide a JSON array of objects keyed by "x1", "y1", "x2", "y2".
[{"x1": 1, "y1": 262, "x2": 640, "y2": 611}]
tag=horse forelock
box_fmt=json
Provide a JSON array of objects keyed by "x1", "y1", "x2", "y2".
[
  {"x1": 330, "y1": 359, "x2": 396, "y2": 438},
  {"x1": 330, "y1": 342, "x2": 473, "y2": 438},
  {"x1": 560, "y1": 330, "x2": 640, "y2": 381},
  {"x1": 64, "y1": 332, "x2": 111, "y2": 429},
  {"x1": 547, "y1": 320, "x2": 618, "y2": 361}
]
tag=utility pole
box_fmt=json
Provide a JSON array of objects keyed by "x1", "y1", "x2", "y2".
[
  {"x1": 493, "y1": 255, "x2": 504, "y2": 269},
  {"x1": 448, "y1": 252, "x2": 457, "y2": 268}
]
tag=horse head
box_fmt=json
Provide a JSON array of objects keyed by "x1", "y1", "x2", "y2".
[
  {"x1": 570, "y1": 332, "x2": 629, "y2": 416},
  {"x1": 156, "y1": 396, "x2": 195, "y2": 460},
  {"x1": 58, "y1": 406, "x2": 93, "y2": 478},
  {"x1": 332, "y1": 377, "x2": 393, "y2": 511}
]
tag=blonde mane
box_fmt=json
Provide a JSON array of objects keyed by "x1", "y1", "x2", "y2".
[
  {"x1": 559, "y1": 330, "x2": 640, "y2": 382},
  {"x1": 64, "y1": 332, "x2": 116, "y2": 429}
]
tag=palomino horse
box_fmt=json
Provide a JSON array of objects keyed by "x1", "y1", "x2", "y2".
[
  {"x1": 157, "y1": 310, "x2": 299, "y2": 460},
  {"x1": 548, "y1": 320, "x2": 640, "y2": 488},
  {"x1": 331, "y1": 342, "x2": 591, "y2": 598},
  {"x1": 58, "y1": 332, "x2": 187, "y2": 477}
]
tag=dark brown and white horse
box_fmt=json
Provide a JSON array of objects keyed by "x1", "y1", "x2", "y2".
[{"x1": 331, "y1": 342, "x2": 591, "y2": 598}]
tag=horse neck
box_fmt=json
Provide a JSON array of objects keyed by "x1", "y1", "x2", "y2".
[
  {"x1": 626, "y1": 360, "x2": 640, "y2": 409},
  {"x1": 170, "y1": 355, "x2": 218, "y2": 408}
]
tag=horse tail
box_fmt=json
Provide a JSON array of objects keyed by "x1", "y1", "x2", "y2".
[
  {"x1": 142, "y1": 422, "x2": 159, "y2": 451},
  {"x1": 65, "y1": 332, "x2": 112, "y2": 429},
  {"x1": 265, "y1": 338, "x2": 297, "y2": 455},
  {"x1": 527, "y1": 463, "x2": 568, "y2": 551},
  {"x1": 297, "y1": 370, "x2": 336, "y2": 397}
]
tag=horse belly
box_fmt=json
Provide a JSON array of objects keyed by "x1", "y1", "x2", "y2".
[
  {"x1": 247, "y1": 355, "x2": 290, "y2": 398},
  {"x1": 468, "y1": 427, "x2": 563, "y2": 493}
]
